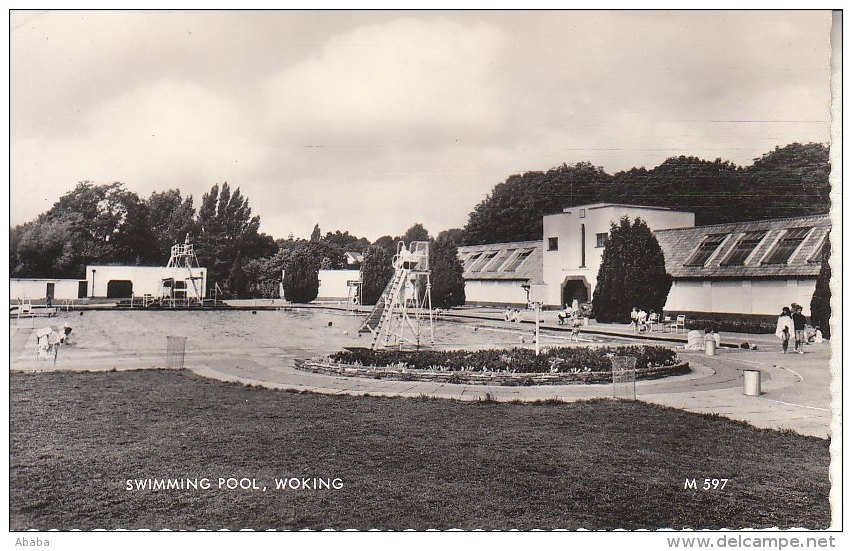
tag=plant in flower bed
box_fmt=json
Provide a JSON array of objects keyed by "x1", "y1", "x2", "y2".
[{"x1": 327, "y1": 345, "x2": 679, "y2": 373}]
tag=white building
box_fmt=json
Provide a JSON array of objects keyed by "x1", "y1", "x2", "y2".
[
  {"x1": 10, "y1": 278, "x2": 86, "y2": 302},
  {"x1": 86, "y1": 265, "x2": 207, "y2": 300},
  {"x1": 456, "y1": 241, "x2": 543, "y2": 306},
  {"x1": 541, "y1": 203, "x2": 694, "y2": 307},
  {"x1": 456, "y1": 203, "x2": 829, "y2": 320},
  {"x1": 656, "y1": 214, "x2": 829, "y2": 317},
  {"x1": 317, "y1": 269, "x2": 360, "y2": 300}
]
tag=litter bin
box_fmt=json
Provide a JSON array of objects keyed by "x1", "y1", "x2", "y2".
[
  {"x1": 704, "y1": 339, "x2": 716, "y2": 356},
  {"x1": 166, "y1": 336, "x2": 188, "y2": 369},
  {"x1": 743, "y1": 369, "x2": 761, "y2": 396}
]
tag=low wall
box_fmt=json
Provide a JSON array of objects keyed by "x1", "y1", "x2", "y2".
[{"x1": 294, "y1": 359, "x2": 690, "y2": 386}]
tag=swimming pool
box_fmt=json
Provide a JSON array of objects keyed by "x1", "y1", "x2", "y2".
[{"x1": 8, "y1": 307, "x2": 650, "y2": 372}]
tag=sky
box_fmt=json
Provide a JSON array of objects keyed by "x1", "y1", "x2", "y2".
[{"x1": 9, "y1": 10, "x2": 833, "y2": 241}]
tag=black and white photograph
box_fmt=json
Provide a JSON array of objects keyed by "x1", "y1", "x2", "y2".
[{"x1": 5, "y1": 7, "x2": 842, "y2": 545}]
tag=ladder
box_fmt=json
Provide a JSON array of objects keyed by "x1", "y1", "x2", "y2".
[{"x1": 358, "y1": 268, "x2": 407, "y2": 349}]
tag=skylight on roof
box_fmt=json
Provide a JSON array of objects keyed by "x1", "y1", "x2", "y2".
[
  {"x1": 807, "y1": 234, "x2": 830, "y2": 263},
  {"x1": 683, "y1": 233, "x2": 728, "y2": 267},
  {"x1": 469, "y1": 251, "x2": 497, "y2": 271},
  {"x1": 720, "y1": 231, "x2": 767, "y2": 266},
  {"x1": 485, "y1": 250, "x2": 513, "y2": 272},
  {"x1": 762, "y1": 227, "x2": 812, "y2": 265},
  {"x1": 503, "y1": 249, "x2": 534, "y2": 272}
]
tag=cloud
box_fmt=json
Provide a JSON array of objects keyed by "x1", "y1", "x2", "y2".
[
  {"x1": 9, "y1": 11, "x2": 833, "y2": 241},
  {"x1": 11, "y1": 79, "x2": 263, "y2": 219},
  {"x1": 264, "y1": 17, "x2": 509, "y2": 145}
]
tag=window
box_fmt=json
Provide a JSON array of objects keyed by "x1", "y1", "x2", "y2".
[
  {"x1": 683, "y1": 233, "x2": 728, "y2": 267},
  {"x1": 807, "y1": 234, "x2": 829, "y2": 263},
  {"x1": 463, "y1": 252, "x2": 481, "y2": 270},
  {"x1": 469, "y1": 251, "x2": 497, "y2": 271},
  {"x1": 762, "y1": 227, "x2": 812, "y2": 265},
  {"x1": 579, "y1": 209, "x2": 586, "y2": 218},
  {"x1": 548, "y1": 237, "x2": 559, "y2": 251},
  {"x1": 503, "y1": 249, "x2": 533, "y2": 272},
  {"x1": 720, "y1": 231, "x2": 767, "y2": 266},
  {"x1": 596, "y1": 233, "x2": 608, "y2": 248},
  {"x1": 485, "y1": 250, "x2": 513, "y2": 272}
]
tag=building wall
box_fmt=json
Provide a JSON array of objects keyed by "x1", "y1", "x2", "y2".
[
  {"x1": 664, "y1": 279, "x2": 817, "y2": 317},
  {"x1": 10, "y1": 279, "x2": 83, "y2": 301},
  {"x1": 542, "y1": 204, "x2": 695, "y2": 306},
  {"x1": 87, "y1": 265, "x2": 207, "y2": 299},
  {"x1": 464, "y1": 279, "x2": 529, "y2": 306},
  {"x1": 317, "y1": 269, "x2": 360, "y2": 300}
]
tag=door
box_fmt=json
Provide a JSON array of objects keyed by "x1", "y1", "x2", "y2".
[
  {"x1": 46, "y1": 283, "x2": 55, "y2": 301},
  {"x1": 106, "y1": 280, "x2": 133, "y2": 298}
]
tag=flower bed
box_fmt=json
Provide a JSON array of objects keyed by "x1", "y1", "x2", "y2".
[
  {"x1": 295, "y1": 346, "x2": 690, "y2": 386},
  {"x1": 328, "y1": 345, "x2": 679, "y2": 373}
]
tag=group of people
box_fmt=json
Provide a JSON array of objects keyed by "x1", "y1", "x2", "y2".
[
  {"x1": 556, "y1": 300, "x2": 584, "y2": 342},
  {"x1": 503, "y1": 307, "x2": 523, "y2": 323},
  {"x1": 628, "y1": 307, "x2": 659, "y2": 332},
  {"x1": 775, "y1": 303, "x2": 822, "y2": 354}
]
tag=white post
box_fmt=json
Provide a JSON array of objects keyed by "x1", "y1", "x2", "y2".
[{"x1": 535, "y1": 301, "x2": 541, "y2": 356}]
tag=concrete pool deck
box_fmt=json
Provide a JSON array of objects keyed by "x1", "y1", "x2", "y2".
[{"x1": 8, "y1": 305, "x2": 835, "y2": 439}]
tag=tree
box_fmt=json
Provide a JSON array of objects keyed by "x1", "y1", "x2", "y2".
[
  {"x1": 242, "y1": 251, "x2": 286, "y2": 299},
  {"x1": 45, "y1": 181, "x2": 157, "y2": 266},
  {"x1": 372, "y1": 235, "x2": 396, "y2": 253},
  {"x1": 429, "y1": 236, "x2": 466, "y2": 308},
  {"x1": 462, "y1": 162, "x2": 611, "y2": 245},
  {"x1": 310, "y1": 224, "x2": 322, "y2": 241},
  {"x1": 592, "y1": 217, "x2": 672, "y2": 322},
  {"x1": 400, "y1": 223, "x2": 430, "y2": 243},
  {"x1": 361, "y1": 245, "x2": 395, "y2": 305},
  {"x1": 281, "y1": 245, "x2": 320, "y2": 303},
  {"x1": 436, "y1": 228, "x2": 464, "y2": 245},
  {"x1": 11, "y1": 217, "x2": 83, "y2": 278},
  {"x1": 810, "y1": 244, "x2": 831, "y2": 338},
  {"x1": 323, "y1": 229, "x2": 371, "y2": 252},
  {"x1": 194, "y1": 182, "x2": 276, "y2": 297},
  {"x1": 748, "y1": 143, "x2": 831, "y2": 219},
  {"x1": 301, "y1": 240, "x2": 347, "y2": 270},
  {"x1": 145, "y1": 189, "x2": 196, "y2": 263}
]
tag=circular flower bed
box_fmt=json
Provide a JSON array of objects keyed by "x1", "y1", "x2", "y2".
[{"x1": 294, "y1": 345, "x2": 690, "y2": 386}]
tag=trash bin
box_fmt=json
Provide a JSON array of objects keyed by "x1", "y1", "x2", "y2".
[
  {"x1": 743, "y1": 369, "x2": 761, "y2": 396},
  {"x1": 705, "y1": 339, "x2": 716, "y2": 356},
  {"x1": 166, "y1": 336, "x2": 188, "y2": 369}
]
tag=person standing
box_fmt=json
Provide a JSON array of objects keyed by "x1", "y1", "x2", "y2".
[
  {"x1": 791, "y1": 304, "x2": 807, "y2": 354},
  {"x1": 775, "y1": 307, "x2": 794, "y2": 354}
]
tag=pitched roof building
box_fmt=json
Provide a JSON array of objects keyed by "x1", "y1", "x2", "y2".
[
  {"x1": 456, "y1": 240, "x2": 543, "y2": 306},
  {"x1": 455, "y1": 204, "x2": 830, "y2": 317}
]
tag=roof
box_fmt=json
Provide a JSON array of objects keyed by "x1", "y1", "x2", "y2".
[
  {"x1": 457, "y1": 240, "x2": 544, "y2": 283},
  {"x1": 344, "y1": 251, "x2": 364, "y2": 263},
  {"x1": 558, "y1": 202, "x2": 693, "y2": 214},
  {"x1": 654, "y1": 214, "x2": 830, "y2": 279}
]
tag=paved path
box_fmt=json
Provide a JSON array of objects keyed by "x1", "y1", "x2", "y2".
[{"x1": 9, "y1": 306, "x2": 835, "y2": 439}]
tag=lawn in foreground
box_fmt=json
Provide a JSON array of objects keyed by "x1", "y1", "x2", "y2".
[{"x1": 10, "y1": 370, "x2": 829, "y2": 530}]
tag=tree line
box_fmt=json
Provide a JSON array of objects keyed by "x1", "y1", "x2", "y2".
[
  {"x1": 9, "y1": 141, "x2": 830, "y2": 311},
  {"x1": 460, "y1": 143, "x2": 831, "y2": 245},
  {"x1": 9, "y1": 182, "x2": 466, "y2": 306}
]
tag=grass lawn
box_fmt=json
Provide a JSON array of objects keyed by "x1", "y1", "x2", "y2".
[{"x1": 10, "y1": 369, "x2": 830, "y2": 530}]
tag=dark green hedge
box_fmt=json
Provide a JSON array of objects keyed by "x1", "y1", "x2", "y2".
[
  {"x1": 328, "y1": 345, "x2": 679, "y2": 374},
  {"x1": 683, "y1": 317, "x2": 776, "y2": 335}
]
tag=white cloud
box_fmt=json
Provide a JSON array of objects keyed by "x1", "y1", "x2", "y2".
[{"x1": 265, "y1": 17, "x2": 509, "y2": 144}]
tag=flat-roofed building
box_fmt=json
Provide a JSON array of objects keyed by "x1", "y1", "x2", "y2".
[{"x1": 542, "y1": 203, "x2": 695, "y2": 307}]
